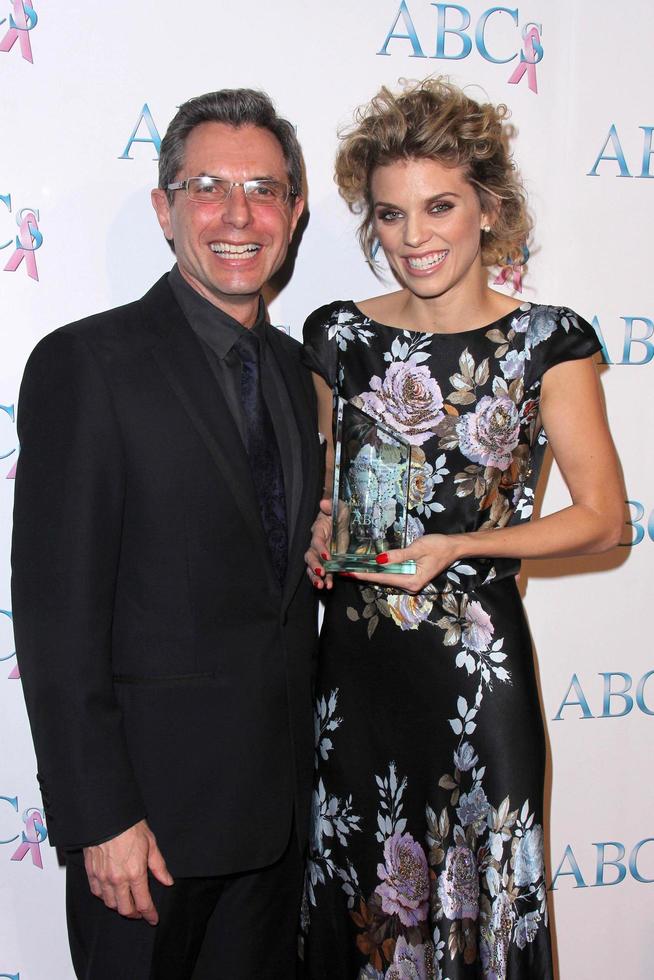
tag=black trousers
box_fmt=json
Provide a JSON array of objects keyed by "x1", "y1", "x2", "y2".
[{"x1": 65, "y1": 826, "x2": 304, "y2": 980}]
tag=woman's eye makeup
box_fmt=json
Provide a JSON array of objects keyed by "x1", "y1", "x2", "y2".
[
  {"x1": 376, "y1": 208, "x2": 403, "y2": 222},
  {"x1": 375, "y1": 199, "x2": 455, "y2": 222},
  {"x1": 430, "y1": 200, "x2": 453, "y2": 214}
]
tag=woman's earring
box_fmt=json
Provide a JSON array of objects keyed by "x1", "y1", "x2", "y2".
[{"x1": 482, "y1": 224, "x2": 492, "y2": 233}]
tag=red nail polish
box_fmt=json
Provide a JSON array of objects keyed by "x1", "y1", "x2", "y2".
[
  {"x1": 376, "y1": 553, "x2": 389, "y2": 565},
  {"x1": 320, "y1": 552, "x2": 329, "y2": 561},
  {"x1": 315, "y1": 567, "x2": 323, "y2": 575},
  {"x1": 339, "y1": 572, "x2": 355, "y2": 578}
]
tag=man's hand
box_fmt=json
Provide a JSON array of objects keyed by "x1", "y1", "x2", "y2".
[{"x1": 83, "y1": 819, "x2": 173, "y2": 924}]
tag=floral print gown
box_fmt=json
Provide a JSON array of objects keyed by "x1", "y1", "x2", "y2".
[{"x1": 300, "y1": 301, "x2": 600, "y2": 980}]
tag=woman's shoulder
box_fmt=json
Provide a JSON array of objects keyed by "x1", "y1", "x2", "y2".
[
  {"x1": 304, "y1": 299, "x2": 355, "y2": 326},
  {"x1": 301, "y1": 301, "x2": 362, "y2": 386},
  {"x1": 518, "y1": 300, "x2": 587, "y2": 318},
  {"x1": 302, "y1": 299, "x2": 373, "y2": 343},
  {"x1": 516, "y1": 302, "x2": 600, "y2": 377},
  {"x1": 516, "y1": 302, "x2": 595, "y2": 338}
]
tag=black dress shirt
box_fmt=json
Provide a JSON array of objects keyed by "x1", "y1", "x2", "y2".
[{"x1": 167, "y1": 264, "x2": 302, "y2": 534}]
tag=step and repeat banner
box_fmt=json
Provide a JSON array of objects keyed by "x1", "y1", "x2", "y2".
[{"x1": 0, "y1": 1, "x2": 651, "y2": 977}]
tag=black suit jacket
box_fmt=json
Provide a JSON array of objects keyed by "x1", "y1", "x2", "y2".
[{"x1": 11, "y1": 274, "x2": 321, "y2": 877}]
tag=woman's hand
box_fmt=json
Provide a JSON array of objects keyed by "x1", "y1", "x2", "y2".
[
  {"x1": 347, "y1": 533, "x2": 463, "y2": 593},
  {"x1": 305, "y1": 498, "x2": 334, "y2": 590}
]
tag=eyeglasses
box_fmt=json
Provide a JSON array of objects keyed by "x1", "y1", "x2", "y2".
[{"x1": 167, "y1": 175, "x2": 296, "y2": 206}]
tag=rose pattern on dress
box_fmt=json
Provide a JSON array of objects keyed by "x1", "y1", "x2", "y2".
[
  {"x1": 513, "y1": 825, "x2": 544, "y2": 887},
  {"x1": 480, "y1": 890, "x2": 514, "y2": 980},
  {"x1": 457, "y1": 395, "x2": 521, "y2": 471},
  {"x1": 385, "y1": 937, "x2": 434, "y2": 980},
  {"x1": 461, "y1": 601, "x2": 495, "y2": 653},
  {"x1": 375, "y1": 831, "x2": 430, "y2": 927},
  {"x1": 406, "y1": 451, "x2": 436, "y2": 510},
  {"x1": 358, "y1": 360, "x2": 445, "y2": 446},
  {"x1": 405, "y1": 446, "x2": 449, "y2": 519},
  {"x1": 437, "y1": 845, "x2": 480, "y2": 920},
  {"x1": 524, "y1": 308, "x2": 557, "y2": 352},
  {"x1": 499, "y1": 348, "x2": 526, "y2": 380},
  {"x1": 456, "y1": 786, "x2": 490, "y2": 831},
  {"x1": 405, "y1": 446, "x2": 446, "y2": 517},
  {"x1": 387, "y1": 593, "x2": 434, "y2": 631}
]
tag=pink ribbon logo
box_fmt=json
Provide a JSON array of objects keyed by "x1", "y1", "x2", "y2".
[
  {"x1": 493, "y1": 245, "x2": 530, "y2": 294},
  {"x1": 4, "y1": 208, "x2": 42, "y2": 281},
  {"x1": 0, "y1": 0, "x2": 37, "y2": 63},
  {"x1": 507, "y1": 24, "x2": 543, "y2": 94},
  {"x1": 10, "y1": 808, "x2": 47, "y2": 869},
  {"x1": 493, "y1": 264, "x2": 524, "y2": 293},
  {"x1": 5, "y1": 461, "x2": 16, "y2": 480}
]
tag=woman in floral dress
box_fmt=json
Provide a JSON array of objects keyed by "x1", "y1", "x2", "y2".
[{"x1": 300, "y1": 79, "x2": 623, "y2": 979}]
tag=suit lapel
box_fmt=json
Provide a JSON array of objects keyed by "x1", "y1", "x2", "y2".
[
  {"x1": 267, "y1": 327, "x2": 322, "y2": 608},
  {"x1": 139, "y1": 277, "x2": 279, "y2": 589}
]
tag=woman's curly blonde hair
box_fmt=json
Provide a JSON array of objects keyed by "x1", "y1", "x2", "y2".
[{"x1": 335, "y1": 77, "x2": 531, "y2": 274}]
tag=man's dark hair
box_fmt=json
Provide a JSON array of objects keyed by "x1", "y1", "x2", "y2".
[{"x1": 158, "y1": 89, "x2": 303, "y2": 204}]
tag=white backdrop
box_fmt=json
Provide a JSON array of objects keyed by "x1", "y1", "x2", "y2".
[{"x1": 1, "y1": 1, "x2": 652, "y2": 977}]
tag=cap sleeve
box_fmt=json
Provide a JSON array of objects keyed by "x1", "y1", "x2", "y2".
[
  {"x1": 301, "y1": 302, "x2": 346, "y2": 389},
  {"x1": 523, "y1": 305, "x2": 602, "y2": 386}
]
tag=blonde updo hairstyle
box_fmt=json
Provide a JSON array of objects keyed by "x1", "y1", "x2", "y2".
[{"x1": 335, "y1": 77, "x2": 530, "y2": 275}]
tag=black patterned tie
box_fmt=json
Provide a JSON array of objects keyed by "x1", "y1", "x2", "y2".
[{"x1": 234, "y1": 330, "x2": 288, "y2": 582}]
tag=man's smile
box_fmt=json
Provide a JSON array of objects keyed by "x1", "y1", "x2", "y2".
[{"x1": 209, "y1": 242, "x2": 262, "y2": 257}]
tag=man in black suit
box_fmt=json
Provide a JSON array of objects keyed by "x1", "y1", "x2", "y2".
[{"x1": 11, "y1": 89, "x2": 322, "y2": 979}]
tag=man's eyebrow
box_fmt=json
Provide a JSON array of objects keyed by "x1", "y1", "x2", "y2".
[{"x1": 195, "y1": 171, "x2": 281, "y2": 181}]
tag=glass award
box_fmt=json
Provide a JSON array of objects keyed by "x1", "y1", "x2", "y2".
[{"x1": 324, "y1": 398, "x2": 417, "y2": 575}]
